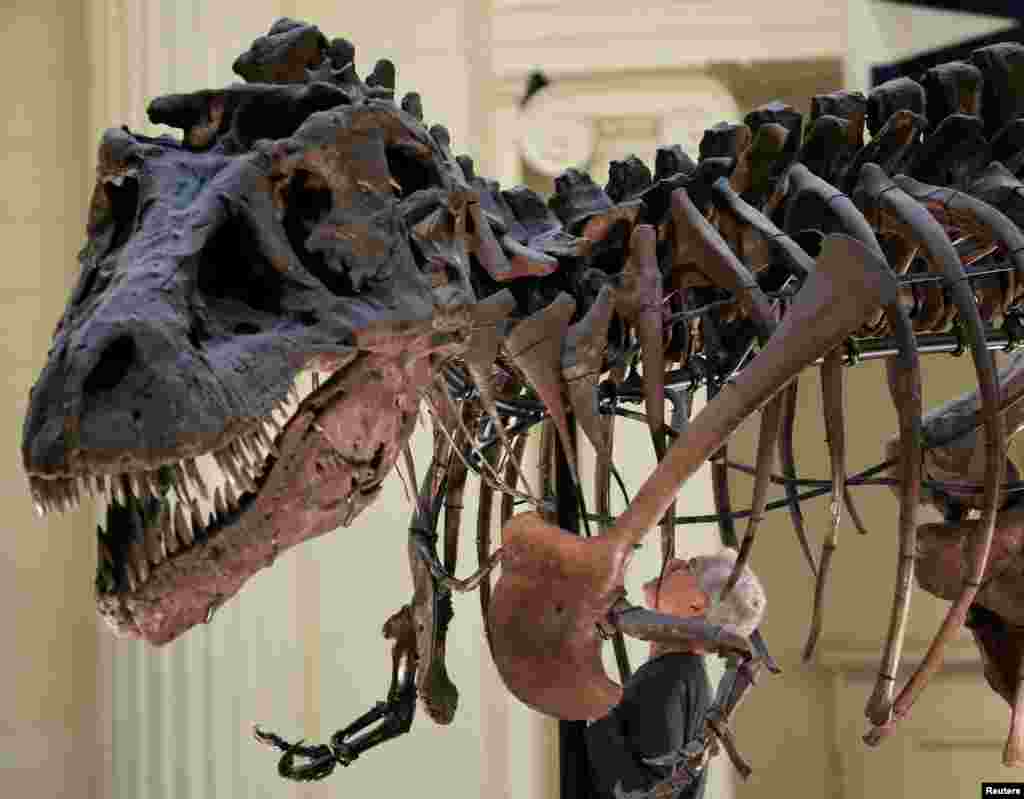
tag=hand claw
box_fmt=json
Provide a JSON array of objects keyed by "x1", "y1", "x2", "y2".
[
  {"x1": 253, "y1": 724, "x2": 300, "y2": 754},
  {"x1": 277, "y1": 739, "x2": 338, "y2": 782},
  {"x1": 254, "y1": 724, "x2": 339, "y2": 781}
]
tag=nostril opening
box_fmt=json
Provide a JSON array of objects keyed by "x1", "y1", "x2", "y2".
[{"x1": 84, "y1": 336, "x2": 136, "y2": 395}]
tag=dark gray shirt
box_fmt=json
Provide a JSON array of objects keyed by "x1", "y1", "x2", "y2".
[{"x1": 586, "y1": 652, "x2": 711, "y2": 799}]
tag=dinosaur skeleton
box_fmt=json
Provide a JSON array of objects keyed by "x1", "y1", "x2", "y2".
[{"x1": 20, "y1": 15, "x2": 1024, "y2": 788}]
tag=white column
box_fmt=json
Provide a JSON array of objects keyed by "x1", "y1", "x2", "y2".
[{"x1": 85, "y1": 4, "x2": 314, "y2": 799}]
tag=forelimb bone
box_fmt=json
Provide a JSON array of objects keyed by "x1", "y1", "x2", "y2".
[{"x1": 253, "y1": 604, "x2": 419, "y2": 780}]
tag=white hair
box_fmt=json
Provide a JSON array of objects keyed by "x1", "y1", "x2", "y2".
[{"x1": 691, "y1": 549, "x2": 766, "y2": 638}]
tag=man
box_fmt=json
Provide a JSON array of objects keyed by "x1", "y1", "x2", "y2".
[{"x1": 586, "y1": 549, "x2": 767, "y2": 799}]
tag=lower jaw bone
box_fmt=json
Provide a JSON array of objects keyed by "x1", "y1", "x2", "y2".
[{"x1": 96, "y1": 353, "x2": 430, "y2": 645}]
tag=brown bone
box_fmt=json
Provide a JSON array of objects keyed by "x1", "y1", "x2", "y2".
[
  {"x1": 503, "y1": 293, "x2": 579, "y2": 482},
  {"x1": 488, "y1": 234, "x2": 897, "y2": 719},
  {"x1": 563, "y1": 286, "x2": 615, "y2": 461},
  {"x1": 614, "y1": 224, "x2": 665, "y2": 453}
]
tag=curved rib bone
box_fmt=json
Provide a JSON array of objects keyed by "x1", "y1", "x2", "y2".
[
  {"x1": 778, "y1": 376, "x2": 816, "y2": 576},
  {"x1": 671, "y1": 185, "x2": 785, "y2": 591},
  {"x1": 865, "y1": 300, "x2": 922, "y2": 725},
  {"x1": 855, "y1": 162, "x2": 1006, "y2": 739},
  {"x1": 802, "y1": 348, "x2": 847, "y2": 660},
  {"x1": 615, "y1": 225, "x2": 666, "y2": 456}
]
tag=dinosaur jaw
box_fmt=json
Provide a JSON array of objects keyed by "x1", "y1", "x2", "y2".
[{"x1": 30, "y1": 351, "x2": 427, "y2": 645}]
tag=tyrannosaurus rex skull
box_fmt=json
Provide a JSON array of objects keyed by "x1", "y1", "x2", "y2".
[{"x1": 22, "y1": 27, "x2": 478, "y2": 643}]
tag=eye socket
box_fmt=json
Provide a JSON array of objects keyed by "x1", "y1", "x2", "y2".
[
  {"x1": 195, "y1": 216, "x2": 284, "y2": 314},
  {"x1": 385, "y1": 145, "x2": 440, "y2": 200},
  {"x1": 283, "y1": 169, "x2": 332, "y2": 227},
  {"x1": 279, "y1": 169, "x2": 357, "y2": 297}
]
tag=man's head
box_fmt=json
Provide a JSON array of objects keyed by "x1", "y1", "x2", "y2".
[{"x1": 642, "y1": 549, "x2": 766, "y2": 639}]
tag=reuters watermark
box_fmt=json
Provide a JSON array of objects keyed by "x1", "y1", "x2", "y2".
[{"x1": 984, "y1": 784, "x2": 1024, "y2": 796}]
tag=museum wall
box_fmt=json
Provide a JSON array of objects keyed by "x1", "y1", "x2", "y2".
[
  {"x1": 7, "y1": 1, "x2": 1024, "y2": 798},
  {"x1": 0, "y1": 2, "x2": 96, "y2": 797}
]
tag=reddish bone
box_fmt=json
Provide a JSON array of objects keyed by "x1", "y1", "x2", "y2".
[
  {"x1": 614, "y1": 225, "x2": 665, "y2": 454},
  {"x1": 563, "y1": 286, "x2": 616, "y2": 462},
  {"x1": 489, "y1": 234, "x2": 897, "y2": 719},
  {"x1": 503, "y1": 293, "x2": 579, "y2": 483},
  {"x1": 671, "y1": 187, "x2": 785, "y2": 595}
]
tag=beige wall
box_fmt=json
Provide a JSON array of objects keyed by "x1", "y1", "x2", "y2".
[{"x1": 0, "y1": 1, "x2": 97, "y2": 796}]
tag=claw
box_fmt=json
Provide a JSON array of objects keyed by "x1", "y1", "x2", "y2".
[{"x1": 254, "y1": 727, "x2": 338, "y2": 782}]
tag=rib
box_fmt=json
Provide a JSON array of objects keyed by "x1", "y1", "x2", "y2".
[{"x1": 856, "y1": 162, "x2": 1006, "y2": 739}]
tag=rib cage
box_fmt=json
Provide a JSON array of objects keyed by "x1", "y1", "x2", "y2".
[{"x1": 435, "y1": 41, "x2": 1024, "y2": 770}]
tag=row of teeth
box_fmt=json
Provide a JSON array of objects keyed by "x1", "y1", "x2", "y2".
[
  {"x1": 29, "y1": 374, "x2": 323, "y2": 589},
  {"x1": 28, "y1": 379, "x2": 319, "y2": 518}
]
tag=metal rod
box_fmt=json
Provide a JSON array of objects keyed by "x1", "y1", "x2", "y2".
[{"x1": 613, "y1": 329, "x2": 1015, "y2": 401}]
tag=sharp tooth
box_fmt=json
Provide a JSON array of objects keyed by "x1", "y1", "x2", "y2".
[
  {"x1": 184, "y1": 458, "x2": 210, "y2": 501},
  {"x1": 190, "y1": 499, "x2": 205, "y2": 535},
  {"x1": 236, "y1": 462, "x2": 257, "y2": 493},
  {"x1": 145, "y1": 471, "x2": 163, "y2": 499},
  {"x1": 213, "y1": 486, "x2": 227, "y2": 518},
  {"x1": 244, "y1": 433, "x2": 264, "y2": 464},
  {"x1": 110, "y1": 475, "x2": 124, "y2": 506},
  {"x1": 122, "y1": 473, "x2": 136, "y2": 503},
  {"x1": 161, "y1": 502, "x2": 178, "y2": 554},
  {"x1": 30, "y1": 480, "x2": 47, "y2": 516},
  {"x1": 130, "y1": 538, "x2": 149, "y2": 583},
  {"x1": 67, "y1": 478, "x2": 81, "y2": 509},
  {"x1": 230, "y1": 440, "x2": 251, "y2": 472},
  {"x1": 54, "y1": 482, "x2": 69, "y2": 513},
  {"x1": 145, "y1": 515, "x2": 165, "y2": 564},
  {"x1": 93, "y1": 474, "x2": 107, "y2": 500},
  {"x1": 174, "y1": 502, "x2": 193, "y2": 546},
  {"x1": 258, "y1": 424, "x2": 279, "y2": 457},
  {"x1": 217, "y1": 449, "x2": 249, "y2": 493},
  {"x1": 172, "y1": 463, "x2": 192, "y2": 502},
  {"x1": 97, "y1": 534, "x2": 114, "y2": 568},
  {"x1": 225, "y1": 480, "x2": 238, "y2": 509}
]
